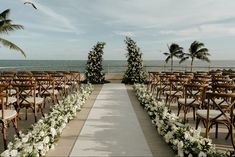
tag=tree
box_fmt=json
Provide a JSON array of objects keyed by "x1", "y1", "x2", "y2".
[
  {"x1": 163, "y1": 43, "x2": 183, "y2": 72},
  {"x1": 0, "y1": 9, "x2": 26, "y2": 57},
  {"x1": 85, "y1": 42, "x2": 106, "y2": 84},
  {"x1": 179, "y1": 41, "x2": 210, "y2": 72},
  {"x1": 122, "y1": 37, "x2": 147, "y2": 84}
]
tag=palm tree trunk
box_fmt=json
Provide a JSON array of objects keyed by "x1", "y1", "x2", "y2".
[
  {"x1": 190, "y1": 59, "x2": 194, "y2": 72},
  {"x1": 171, "y1": 58, "x2": 173, "y2": 72}
]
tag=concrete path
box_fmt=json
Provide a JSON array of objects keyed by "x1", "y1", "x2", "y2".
[{"x1": 70, "y1": 83, "x2": 153, "y2": 157}]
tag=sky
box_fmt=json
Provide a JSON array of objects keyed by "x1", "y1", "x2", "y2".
[{"x1": 0, "y1": 0, "x2": 235, "y2": 60}]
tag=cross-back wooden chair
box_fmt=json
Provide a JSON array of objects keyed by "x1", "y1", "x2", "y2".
[
  {"x1": 196, "y1": 84, "x2": 235, "y2": 140},
  {"x1": 156, "y1": 74, "x2": 175, "y2": 100},
  {"x1": 148, "y1": 72, "x2": 160, "y2": 94},
  {"x1": 165, "y1": 78, "x2": 189, "y2": 107},
  {"x1": 0, "y1": 84, "x2": 19, "y2": 150},
  {"x1": 70, "y1": 71, "x2": 80, "y2": 88},
  {"x1": 49, "y1": 72, "x2": 68, "y2": 97},
  {"x1": 12, "y1": 78, "x2": 44, "y2": 122},
  {"x1": 35, "y1": 76, "x2": 58, "y2": 104},
  {"x1": 178, "y1": 83, "x2": 208, "y2": 121}
]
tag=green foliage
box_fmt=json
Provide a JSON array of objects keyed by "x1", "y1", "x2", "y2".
[
  {"x1": 122, "y1": 37, "x2": 147, "y2": 84},
  {"x1": 85, "y1": 42, "x2": 106, "y2": 84},
  {"x1": 0, "y1": 9, "x2": 26, "y2": 57}
]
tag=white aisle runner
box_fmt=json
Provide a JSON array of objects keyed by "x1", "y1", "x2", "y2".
[{"x1": 70, "y1": 83, "x2": 152, "y2": 157}]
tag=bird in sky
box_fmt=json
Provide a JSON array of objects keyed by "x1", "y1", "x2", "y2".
[{"x1": 24, "y1": 2, "x2": 37, "y2": 9}]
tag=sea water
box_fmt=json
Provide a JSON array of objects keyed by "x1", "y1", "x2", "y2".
[{"x1": 0, "y1": 60, "x2": 234, "y2": 72}]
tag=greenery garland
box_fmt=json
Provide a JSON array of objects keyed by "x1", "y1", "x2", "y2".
[
  {"x1": 134, "y1": 84, "x2": 227, "y2": 157},
  {"x1": 1, "y1": 84, "x2": 93, "y2": 157}
]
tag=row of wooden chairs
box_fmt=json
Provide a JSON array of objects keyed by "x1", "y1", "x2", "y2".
[
  {"x1": 0, "y1": 71, "x2": 80, "y2": 149},
  {"x1": 148, "y1": 71, "x2": 235, "y2": 149}
]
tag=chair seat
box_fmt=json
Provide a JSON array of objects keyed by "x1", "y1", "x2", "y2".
[
  {"x1": 165, "y1": 91, "x2": 183, "y2": 96},
  {"x1": 46, "y1": 89, "x2": 59, "y2": 95},
  {"x1": 196, "y1": 109, "x2": 226, "y2": 120},
  {"x1": 21, "y1": 97, "x2": 44, "y2": 105},
  {"x1": 178, "y1": 98, "x2": 199, "y2": 105},
  {"x1": 0, "y1": 110, "x2": 17, "y2": 120},
  {"x1": 4, "y1": 97, "x2": 17, "y2": 104}
]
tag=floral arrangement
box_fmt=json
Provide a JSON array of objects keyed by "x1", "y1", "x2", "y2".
[
  {"x1": 134, "y1": 84, "x2": 227, "y2": 157},
  {"x1": 85, "y1": 42, "x2": 106, "y2": 84},
  {"x1": 1, "y1": 84, "x2": 93, "y2": 157},
  {"x1": 122, "y1": 37, "x2": 147, "y2": 84}
]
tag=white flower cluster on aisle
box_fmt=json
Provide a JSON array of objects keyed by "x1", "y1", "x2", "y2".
[
  {"x1": 133, "y1": 84, "x2": 227, "y2": 157},
  {"x1": 1, "y1": 84, "x2": 93, "y2": 157}
]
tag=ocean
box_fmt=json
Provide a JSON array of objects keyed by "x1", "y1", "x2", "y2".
[{"x1": 0, "y1": 60, "x2": 234, "y2": 73}]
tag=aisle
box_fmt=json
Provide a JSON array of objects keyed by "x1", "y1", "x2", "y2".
[{"x1": 70, "y1": 83, "x2": 152, "y2": 157}]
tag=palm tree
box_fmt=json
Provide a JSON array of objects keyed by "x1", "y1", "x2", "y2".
[
  {"x1": 179, "y1": 41, "x2": 210, "y2": 72},
  {"x1": 163, "y1": 43, "x2": 183, "y2": 72},
  {"x1": 0, "y1": 9, "x2": 26, "y2": 57}
]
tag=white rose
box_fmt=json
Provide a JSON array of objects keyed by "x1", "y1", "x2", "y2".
[
  {"x1": 50, "y1": 128, "x2": 57, "y2": 137},
  {"x1": 43, "y1": 136, "x2": 50, "y2": 144},
  {"x1": 198, "y1": 151, "x2": 207, "y2": 157},
  {"x1": 10, "y1": 150, "x2": 18, "y2": 156},
  {"x1": 1, "y1": 150, "x2": 10, "y2": 157}
]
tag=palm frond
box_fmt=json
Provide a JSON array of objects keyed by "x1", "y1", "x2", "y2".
[
  {"x1": 165, "y1": 56, "x2": 171, "y2": 63},
  {"x1": 0, "y1": 9, "x2": 10, "y2": 20},
  {"x1": 163, "y1": 52, "x2": 170, "y2": 56},
  {"x1": 0, "y1": 37, "x2": 26, "y2": 57},
  {"x1": 197, "y1": 48, "x2": 209, "y2": 54},
  {"x1": 198, "y1": 56, "x2": 210, "y2": 62},
  {"x1": 179, "y1": 56, "x2": 189, "y2": 64},
  {"x1": 0, "y1": 23, "x2": 24, "y2": 34}
]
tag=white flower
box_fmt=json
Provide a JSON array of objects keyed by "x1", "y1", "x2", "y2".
[
  {"x1": 198, "y1": 151, "x2": 207, "y2": 157},
  {"x1": 10, "y1": 150, "x2": 17, "y2": 156},
  {"x1": 43, "y1": 136, "x2": 50, "y2": 144},
  {"x1": 22, "y1": 136, "x2": 28, "y2": 143},
  {"x1": 188, "y1": 154, "x2": 193, "y2": 157},
  {"x1": 50, "y1": 128, "x2": 57, "y2": 137},
  {"x1": 14, "y1": 141, "x2": 22, "y2": 148},
  {"x1": 35, "y1": 142, "x2": 44, "y2": 150},
  {"x1": 25, "y1": 145, "x2": 33, "y2": 153},
  {"x1": 1, "y1": 150, "x2": 10, "y2": 157}
]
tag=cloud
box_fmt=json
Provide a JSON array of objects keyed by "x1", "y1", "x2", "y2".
[
  {"x1": 20, "y1": 0, "x2": 78, "y2": 33},
  {"x1": 114, "y1": 31, "x2": 135, "y2": 37},
  {"x1": 159, "y1": 24, "x2": 235, "y2": 37}
]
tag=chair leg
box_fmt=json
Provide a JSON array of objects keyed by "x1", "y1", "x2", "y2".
[
  {"x1": 196, "y1": 117, "x2": 200, "y2": 129},
  {"x1": 193, "y1": 107, "x2": 196, "y2": 121},
  {"x1": 34, "y1": 107, "x2": 37, "y2": 122},
  {"x1": 215, "y1": 123, "x2": 218, "y2": 139},
  {"x1": 177, "y1": 103, "x2": 181, "y2": 116},
  {"x1": 25, "y1": 108, "x2": 28, "y2": 120},
  {"x1": 2, "y1": 125, "x2": 7, "y2": 150},
  {"x1": 12, "y1": 118, "x2": 19, "y2": 137}
]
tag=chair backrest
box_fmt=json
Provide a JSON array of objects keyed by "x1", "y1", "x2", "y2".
[
  {"x1": 12, "y1": 78, "x2": 37, "y2": 104},
  {"x1": 35, "y1": 77, "x2": 54, "y2": 97},
  {"x1": 184, "y1": 83, "x2": 208, "y2": 106},
  {"x1": 0, "y1": 84, "x2": 9, "y2": 119},
  {"x1": 206, "y1": 92, "x2": 235, "y2": 123}
]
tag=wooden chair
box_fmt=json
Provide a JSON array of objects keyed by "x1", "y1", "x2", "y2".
[
  {"x1": 178, "y1": 83, "x2": 208, "y2": 121},
  {"x1": 147, "y1": 72, "x2": 160, "y2": 93},
  {"x1": 196, "y1": 84, "x2": 235, "y2": 139},
  {"x1": 12, "y1": 78, "x2": 44, "y2": 122},
  {"x1": 0, "y1": 85, "x2": 19, "y2": 150},
  {"x1": 35, "y1": 77, "x2": 58, "y2": 104},
  {"x1": 165, "y1": 78, "x2": 189, "y2": 107},
  {"x1": 70, "y1": 71, "x2": 80, "y2": 89},
  {"x1": 156, "y1": 74, "x2": 175, "y2": 100},
  {"x1": 50, "y1": 72, "x2": 68, "y2": 97}
]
